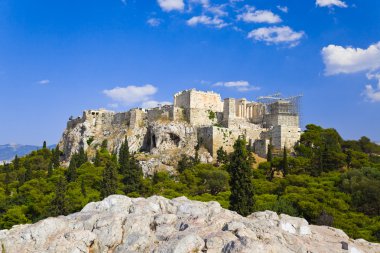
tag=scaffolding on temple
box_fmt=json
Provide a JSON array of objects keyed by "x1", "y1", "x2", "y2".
[{"x1": 257, "y1": 93, "x2": 302, "y2": 116}]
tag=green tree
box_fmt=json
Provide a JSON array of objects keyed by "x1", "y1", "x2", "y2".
[
  {"x1": 118, "y1": 137, "x2": 131, "y2": 175},
  {"x1": 177, "y1": 155, "x2": 196, "y2": 173},
  {"x1": 123, "y1": 156, "x2": 143, "y2": 194},
  {"x1": 47, "y1": 161, "x2": 53, "y2": 178},
  {"x1": 267, "y1": 144, "x2": 274, "y2": 180},
  {"x1": 94, "y1": 151, "x2": 101, "y2": 167},
  {"x1": 77, "y1": 147, "x2": 88, "y2": 166},
  {"x1": 4, "y1": 164, "x2": 11, "y2": 196},
  {"x1": 101, "y1": 161, "x2": 118, "y2": 198},
  {"x1": 227, "y1": 138, "x2": 255, "y2": 216},
  {"x1": 42, "y1": 141, "x2": 47, "y2": 149},
  {"x1": 81, "y1": 178, "x2": 87, "y2": 197},
  {"x1": 216, "y1": 146, "x2": 228, "y2": 165},
  {"x1": 24, "y1": 161, "x2": 32, "y2": 182},
  {"x1": 51, "y1": 146, "x2": 60, "y2": 169},
  {"x1": 282, "y1": 146, "x2": 288, "y2": 176},
  {"x1": 66, "y1": 155, "x2": 78, "y2": 182},
  {"x1": 101, "y1": 139, "x2": 108, "y2": 150},
  {"x1": 13, "y1": 155, "x2": 20, "y2": 170},
  {"x1": 50, "y1": 177, "x2": 68, "y2": 216}
]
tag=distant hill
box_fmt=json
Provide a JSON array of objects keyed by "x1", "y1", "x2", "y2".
[{"x1": 0, "y1": 144, "x2": 55, "y2": 163}]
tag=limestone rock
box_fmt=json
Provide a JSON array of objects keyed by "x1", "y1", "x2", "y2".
[{"x1": 1, "y1": 195, "x2": 378, "y2": 253}]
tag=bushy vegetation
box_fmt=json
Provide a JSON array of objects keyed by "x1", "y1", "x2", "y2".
[{"x1": 0, "y1": 124, "x2": 380, "y2": 242}]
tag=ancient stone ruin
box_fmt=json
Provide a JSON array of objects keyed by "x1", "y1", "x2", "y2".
[{"x1": 59, "y1": 89, "x2": 302, "y2": 174}]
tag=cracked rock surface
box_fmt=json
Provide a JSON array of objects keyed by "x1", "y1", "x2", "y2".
[{"x1": 0, "y1": 195, "x2": 378, "y2": 253}]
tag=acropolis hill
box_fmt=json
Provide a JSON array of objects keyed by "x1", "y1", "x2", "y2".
[{"x1": 59, "y1": 89, "x2": 302, "y2": 175}]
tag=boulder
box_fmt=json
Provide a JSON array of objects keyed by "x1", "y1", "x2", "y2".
[{"x1": 0, "y1": 195, "x2": 378, "y2": 253}]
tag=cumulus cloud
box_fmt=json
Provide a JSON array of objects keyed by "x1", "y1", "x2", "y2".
[
  {"x1": 187, "y1": 15, "x2": 227, "y2": 28},
  {"x1": 213, "y1": 80, "x2": 260, "y2": 92},
  {"x1": 316, "y1": 0, "x2": 347, "y2": 8},
  {"x1": 38, "y1": 80, "x2": 50, "y2": 85},
  {"x1": 103, "y1": 85, "x2": 158, "y2": 105},
  {"x1": 322, "y1": 42, "x2": 380, "y2": 102},
  {"x1": 141, "y1": 100, "x2": 172, "y2": 108},
  {"x1": 321, "y1": 42, "x2": 380, "y2": 75},
  {"x1": 238, "y1": 8, "x2": 282, "y2": 24},
  {"x1": 147, "y1": 18, "x2": 162, "y2": 27},
  {"x1": 248, "y1": 26, "x2": 305, "y2": 47},
  {"x1": 157, "y1": 0, "x2": 184, "y2": 12}
]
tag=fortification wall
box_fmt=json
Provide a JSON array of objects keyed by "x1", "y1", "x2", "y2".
[
  {"x1": 112, "y1": 112, "x2": 131, "y2": 126},
  {"x1": 270, "y1": 125, "x2": 301, "y2": 150},
  {"x1": 147, "y1": 106, "x2": 172, "y2": 122},
  {"x1": 264, "y1": 114, "x2": 299, "y2": 127},
  {"x1": 198, "y1": 126, "x2": 240, "y2": 157},
  {"x1": 130, "y1": 109, "x2": 147, "y2": 129}
]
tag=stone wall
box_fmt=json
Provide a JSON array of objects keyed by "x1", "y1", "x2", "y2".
[
  {"x1": 270, "y1": 125, "x2": 301, "y2": 150},
  {"x1": 198, "y1": 126, "x2": 239, "y2": 157},
  {"x1": 147, "y1": 105, "x2": 172, "y2": 122},
  {"x1": 130, "y1": 109, "x2": 146, "y2": 129},
  {"x1": 264, "y1": 114, "x2": 299, "y2": 127}
]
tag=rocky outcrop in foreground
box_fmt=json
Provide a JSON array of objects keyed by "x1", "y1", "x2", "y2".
[{"x1": 0, "y1": 195, "x2": 378, "y2": 253}]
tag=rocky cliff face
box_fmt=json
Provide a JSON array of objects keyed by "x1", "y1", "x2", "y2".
[
  {"x1": 58, "y1": 110, "x2": 210, "y2": 176},
  {"x1": 0, "y1": 195, "x2": 378, "y2": 253}
]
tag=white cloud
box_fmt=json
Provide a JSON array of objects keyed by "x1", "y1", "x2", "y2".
[
  {"x1": 213, "y1": 80, "x2": 260, "y2": 92},
  {"x1": 277, "y1": 6, "x2": 288, "y2": 13},
  {"x1": 316, "y1": 0, "x2": 348, "y2": 8},
  {"x1": 363, "y1": 84, "x2": 380, "y2": 102},
  {"x1": 103, "y1": 85, "x2": 158, "y2": 105},
  {"x1": 187, "y1": 15, "x2": 227, "y2": 28},
  {"x1": 322, "y1": 42, "x2": 380, "y2": 103},
  {"x1": 147, "y1": 18, "x2": 162, "y2": 27},
  {"x1": 38, "y1": 79, "x2": 50, "y2": 85},
  {"x1": 141, "y1": 100, "x2": 172, "y2": 108},
  {"x1": 238, "y1": 8, "x2": 282, "y2": 24},
  {"x1": 157, "y1": 0, "x2": 184, "y2": 12},
  {"x1": 248, "y1": 26, "x2": 305, "y2": 47},
  {"x1": 321, "y1": 42, "x2": 380, "y2": 75},
  {"x1": 189, "y1": 0, "x2": 209, "y2": 8},
  {"x1": 214, "y1": 80, "x2": 249, "y2": 87}
]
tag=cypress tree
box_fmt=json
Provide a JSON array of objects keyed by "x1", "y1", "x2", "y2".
[
  {"x1": 118, "y1": 137, "x2": 130, "y2": 174},
  {"x1": 267, "y1": 144, "x2": 274, "y2": 181},
  {"x1": 51, "y1": 146, "x2": 60, "y2": 169},
  {"x1": 227, "y1": 137, "x2": 255, "y2": 216},
  {"x1": 267, "y1": 143, "x2": 273, "y2": 162},
  {"x1": 43, "y1": 141, "x2": 47, "y2": 149},
  {"x1": 50, "y1": 177, "x2": 68, "y2": 216},
  {"x1": 77, "y1": 147, "x2": 88, "y2": 167},
  {"x1": 101, "y1": 161, "x2": 118, "y2": 198},
  {"x1": 81, "y1": 178, "x2": 87, "y2": 197},
  {"x1": 194, "y1": 144, "x2": 200, "y2": 165},
  {"x1": 282, "y1": 146, "x2": 288, "y2": 176},
  {"x1": 216, "y1": 146, "x2": 228, "y2": 165},
  {"x1": 94, "y1": 151, "x2": 101, "y2": 167},
  {"x1": 123, "y1": 156, "x2": 143, "y2": 194},
  {"x1": 66, "y1": 155, "x2": 78, "y2": 182},
  {"x1": 24, "y1": 161, "x2": 32, "y2": 182},
  {"x1": 47, "y1": 161, "x2": 53, "y2": 177},
  {"x1": 13, "y1": 155, "x2": 20, "y2": 170},
  {"x1": 4, "y1": 163, "x2": 11, "y2": 196}
]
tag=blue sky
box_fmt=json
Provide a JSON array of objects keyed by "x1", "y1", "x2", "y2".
[{"x1": 0, "y1": 0, "x2": 379, "y2": 145}]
